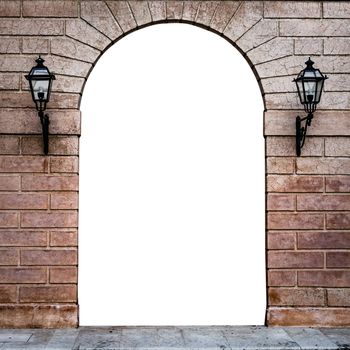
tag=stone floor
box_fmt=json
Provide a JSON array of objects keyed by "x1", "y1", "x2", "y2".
[{"x1": 0, "y1": 326, "x2": 349, "y2": 349}]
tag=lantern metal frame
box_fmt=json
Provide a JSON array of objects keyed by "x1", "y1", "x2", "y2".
[
  {"x1": 25, "y1": 56, "x2": 55, "y2": 155},
  {"x1": 294, "y1": 58, "x2": 327, "y2": 157}
]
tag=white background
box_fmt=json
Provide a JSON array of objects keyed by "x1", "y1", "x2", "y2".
[{"x1": 79, "y1": 23, "x2": 265, "y2": 326}]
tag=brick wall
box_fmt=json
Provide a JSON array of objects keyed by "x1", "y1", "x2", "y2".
[{"x1": 0, "y1": 0, "x2": 349, "y2": 328}]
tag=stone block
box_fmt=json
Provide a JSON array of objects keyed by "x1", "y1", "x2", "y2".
[
  {"x1": 224, "y1": 1, "x2": 263, "y2": 42},
  {"x1": 128, "y1": 1, "x2": 152, "y2": 27},
  {"x1": 21, "y1": 212, "x2": 78, "y2": 228},
  {"x1": 261, "y1": 76, "x2": 295, "y2": 93},
  {"x1": 0, "y1": 1, "x2": 20, "y2": 17},
  {"x1": 324, "y1": 2, "x2": 350, "y2": 18},
  {"x1": 0, "y1": 176, "x2": 20, "y2": 191},
  {"x1": 21, "y1": 249, "x2": 77, "y2": 265},
  {"x1": 182, "y1": 1, "x2": 200, "y2": 22},
  {"x1": 267, "y1": 157, "x2": 295, "y2": 174},
  {"x1": 50, "y1": 267, "x2": 77, "y2": 283},
  {"x1": 50, "y1": 75, "x2": 85, "y2": 94},
  {"x1": 327, "y1": 213, "x2": 350, "y2": 230},
  {"x1": 267, "y1": 194, "x2": 295, "y2": 211},
  {"x1": 50, "y1": 156, "x2": 79, "y2": 173},
  {"x1": 0, "y1": 267, "x2": 47, "y2": 283},
  {"x1": 0, "y1": 37, "x2": 21, "y2": 54},
  {"x1": 148, "y1": 1, "x2": 166, "y2": 21},
  {"x1": 0, "y1": 19, "x2": 64, "y2": 35},
  {"x1": 50, "y1": 231, "x2": 77, "y2": 247},
  {"x1": 268, "y1": 212, "x2": 324, "y2": 230},
  {"x1": 0, "y1": 285, "x2": 17, "y2": 302},
  {"x1": 327, "y1": 252, "x2": 350, "y2": 268},
  {"x1": 0, "y1": 193, "x2": 48, "y2": 210},
  {"x1": 106, "y1": 1, "x2": 137, "y2": 32},
  {"x1": 294, "y1": 38, "x2": 323, "y2": 55},
  {"x1": 268, "y1": 270, "x2": 296, "y2": 287},
  {"x1": 268, "y1": 287, "x2": 325, "y2": 306},
  {"x1": 0, "y1": 73, "x2": 20, "y2": 90},
  {"x1": 324, "y1": 37, "x2": 350, "y2": 55},
  {"x1": 0, "y1": 249, "x2": 19, "y2": 265},
  {"x1": 325, "y1": 137, "x2": 350, "y2": 157},
  {"x1": 298, "y1": 270, "x2": 350, "y2": 287},
  {"x1": 0, "y1": 136, "x2": 20, "y2": 155},
  {"x1": 195, "y1": 1, "x2": 220, "y2": 27},
  {"x1": 0, "y1": 212, "x2": 17, "y2": 228},
  {"x1": 327, "y1": 288, "x2": 350, "y2": 306},
  {"x1": 210, "y1": 1, "x2": 240, "y2": 33},
  {"x1": 166, "y1": 1, "x2": 183, "y2": 20},
  {"x1": 0, "y1": 305, "x2": 78, "y2": 328},
  {"x1": 22, "y1": 37, "x2": 49, "y2": 54},
  {"x1": 0, "y1": 230, "x2": 47, "y2": 247},
  {"x1": 51, "y1": 37, "x2": 100, "y2": 63},
  {"x1": 298, "y1": 231, "x2": 350, "y2": 249},
  {"x1": 22, "y1": 0, "x2": 78, "y2": 17},
  {"x1": 326, "y1": 176, "x2": 350, "y2": 192},
  {"x1": 51, "y1": 192, "x2": 78, "y2": 210},
  {"x1": 45, "y1": 55, "x2": 92, "y2": 77},
  {"x1": 81, "y1": 1, "x2": 122, "y2": 40},
  {"x1": 19, "y1": 285, "x2": 77, "y2": 302},
  {"x1": 66, "y1": 19, "x2": 110, "y2": 51},
  {"x1": 264, "y1": 1, "x2": 321, "y2": 18},
  {"x1": 267, "y1": 175, "x2": 324, "y2": 192},
  {"x1": 268, "y1": 251, "x2": 324, "y2": 268},
  {"x1": 297, "y1": 194, "x2": 350, "y2": 211},
  {"x1": 297, "y1": 157, "x2": 350, "y2": 175},
  {"x1": 0, "y1": 156, "x2": 47, "y2": 173}
]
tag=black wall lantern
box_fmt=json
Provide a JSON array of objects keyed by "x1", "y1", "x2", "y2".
[
  {"x1": 294, "y1": 58, "x2": 327, "y2": 156},
  {"x1": 25, "y1": 56, "x2": 55, "y2": 155}
]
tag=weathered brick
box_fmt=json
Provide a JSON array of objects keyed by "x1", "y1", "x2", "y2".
[
  {"x1": 21, "y1": 212, "x2": 78, "y2": 229},
  {"x1": 325, "y1": 74, "x2": 350, "y2": 92},
  {"x1": 0, "y1": 37, "x2": 21, "y2": 54},
  {"x1": 210, "y1": 1, "x2": 240, "y2": 32},
  {"x1": 0, "y1": 286, "x2": 17, "y2": 303},
  {"x1": 267, "y1": 175, "x2": 323, "y2": 193},
  {"x1": 106, "y1": 1, "x2": 136, "y2": 32},
  {"x1": 297, "y1": 158, "x2": 350, "y2": 175},
  {"x1": 224, "y1": 1, "x2": 263, "y2": 42},
  {"x1": 264, "y1": 111, "x2": 350, "y2": 137},
  {"x1": 325, "y1": 137, "x2": 350, "y2": 157},
  {"x1": 0, "y1": 91, "x2": 34, "y2": 108},
  {"x1": 22, "y1": 175, "x2": 78, "y2": 191},
  {"x1": 0, "y1": 267, "x2": 46, "y2": 283},
  {"x1": 50, "y1": 230, "x2": 77, "y2": 247},
  {"x1": 327, "y1": 252, "x2": 350, "y2": 268},
  {"x1": 269, "y1": 287, "x2": 325, "y2": 306},
  {"x1": 27, "y1": 1, "x2": 76, "y2": 16},
  {"x1": 280, "y1": 19, "x2": 350, "y2": 37},
  {"x1": 0, "y1": 305, "x2": 77, "y2": 328},
  {"x1": 267, "y1": 232, "x2": 295, "y2": 249},
  {"x1": 294, "y1": 38, "x2": 323, "y2": 55},
  {"x1": 0, "y1": 109, "x2": 81, "y2": 135},
  {"x1": 0, "y1": 249, "x2": 18, "y2": 265},
  {"x1": 298, "y1": 271, "x2": 350, "y2": 287},
  {"x1": 0, "y1": 73, "x2": 20, "y2": 90},
  {"x1": 298, "y1": 231, "x2": 350, "y2": 249},
  {"x1": 51, "y1": 192, "x2": 78, "y2": 210},
  {"x1": 128, "y1": 1, "x2": 152, "y2": 26},
  {"x1": 264, "y1": 1, "x2": 321, "y2": 18},
  {"x1": 65, "y1": 19, "x2": 110, "y2": 51},
  {"x1": 268, "y1": 213, "x2": 324, "y2": 230},
  {"x1": 0, "y1": 136, "x2": 19, "y2": 155},
  {"x1": 327, "y1": 289, "x2": 350, "y2": 307},
  {"x1": 51, "y1": 37, "x2": 100, "y2": 63},
  {"x1": 324, "y1": 38, "x2": 350, "y2": 55},
  {"x1": 166, "y1": 1, "x2": 183, "y2": 20},
  {"x1": 266, "y1": 157, "x2": 294, "y2": 174},
  {"x1": 236, "y1": 20, "x2": 277, "y2": 53},
  {"x1": 0, "y1": 1, "x2": 20, "y2": 17},
  {"x1": 81, "y1": 1, "x2": 122, "y2": 40},
  {"x1": 0, "y1": 176, "x2": 20, "y2": 191},
  {"x1": 19, "y1": 285, "x2": 76, "y2": 302},
  {"x1": 195, "y1": 1, "x2": 220, "y2": 27},
  {"x1": 327, "y1": 213, "x2": 350, "y2": 230},
  {"x1": 264, "y1": 92, "x2": 299, "y2": 110},
  {"x1": 268, "y1": 270, "x2": 296, "y2": 287},
  {"x1": 182, "y1": 1, "x2": 200, "y2": 22},
  {"x1": 326, "y1": 176, "x2": 350, "y2": 193},
  {"x1": 22, "y1": 37, "x2": 49, "y2": 54},
  {"x1": 0, "y1": 156, "x2": 47, "y2": 173},
  {"x1": 21, "y1": 249, "x2": 77, "y2": 265},
  {"x1": 248, "y1": 38, "x2": 293, "y2": 66},
  {"x1": 0, "y1": 19, "x2": 64, "y2": 35},
  {"x1": 50, "y1": 157, "x2": 79, "y2": 173},
  {"x1": 0, "y1": 213, "x2": 18, "y2": 228},
  {"x1": 297, "y1": 194, "x2": 350, "y2": 211},
  {"x1": 266, "y1": 137, "x2": 323, "y2": 156},
  {"x1": 49, "y1": 93, "x2": 80, "y2": 109},
  {"x1": 0, "y1": 230, "x2": 47, "y2": 247},
  {"x1": 50, "y1": 75, "x2": 85, "y2": 94},
  {"x1": 50, "y1": 267, "x2": 77, "y2": 283},
  {"x1": 0, "y1": 193, "x2": 48, "y2": 210},
  {"x1": 268, "y1": 307, "x2": 350, "y2": 327},
  {"x1": 23, "y1": 1, "x2": 78, "y2": 17},
  {"x1": 21, "y1": 136, "x2": 79, "y2": 156},
  {"x1": 267, "y1": 194, "x2": 295, "y2": 211},
  {"x1": 323, "y1": 2, "x2": 350, "y2": 18},
  {"x1": 148, "y1": 1, "x2": 166, "y2": 21},
  {"x1": 268, "y1": 251, "x2": 324, "y2": 269}
]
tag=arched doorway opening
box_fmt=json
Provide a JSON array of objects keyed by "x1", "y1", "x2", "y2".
[{"x1": 79, "y1": 23, "x2": 265, "y2": 325}]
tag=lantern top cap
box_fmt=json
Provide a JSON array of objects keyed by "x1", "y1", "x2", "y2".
[
  {"x1": 35, "y1": 56, "x2": 45, "y2": 67},
  {"x1": 305, "y1": 57, "x2": 314, "y2": 69}
]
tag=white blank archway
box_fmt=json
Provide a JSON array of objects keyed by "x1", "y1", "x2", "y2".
[{"x1": 79, "y1": 23, "x2": 265, "y2": 325}]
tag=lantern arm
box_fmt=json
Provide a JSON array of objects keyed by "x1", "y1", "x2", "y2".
[
  {"x1": 296, "y1": 112, "x2": 313, "y2": 157},
  {"x1": 38, "y1": 110, "x2": 49, "y2": 155}
]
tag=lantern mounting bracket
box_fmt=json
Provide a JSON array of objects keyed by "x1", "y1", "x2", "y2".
[{"x1": 296, "y1": 112, "x2": 313, "y2": 157}]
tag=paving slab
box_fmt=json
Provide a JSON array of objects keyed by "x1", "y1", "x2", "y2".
[{"x1": 0, "y1": 326, "x2": 349, "y2": 349}]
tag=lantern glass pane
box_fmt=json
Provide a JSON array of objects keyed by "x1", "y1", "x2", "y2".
[
  {"x1": 303, "y1": 71, "x2": 316, "y2": 102},
  {"x1": 32, "y1": 79, "x2": 49, "y2": 101},
  {"x1": 315, "y1": 79, "x2": 324, "y2": 103},
  {"x1": 296, "y1": 80, "x2": 304, "y2": 103}
]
